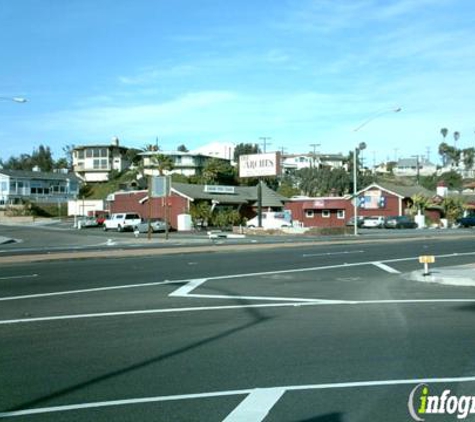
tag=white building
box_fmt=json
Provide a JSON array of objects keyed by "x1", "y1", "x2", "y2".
[
  {"x1": 72, "y1": 137, "x2": 131, "y2": 182},
  {"x1": 191, "y1": 142, "x2": 235, "y2": 162},
  {"x1": 393, "y1": 158, "x2": 438, "y2": 177},
  {"x1": 282, "y1": 153, "x2": 345, "y2": 173},
  {"x1": 140, "y1": 151, "x2": 231, "y2": 177}
]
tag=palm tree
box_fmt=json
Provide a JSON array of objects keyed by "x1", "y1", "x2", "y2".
[
  {"x1": 453, "y1": 131, "x2": 460, "y2": 148},
  {"x1": 150, "y1": 153, "x2": 174, "y2": 176},
  {"x1": 440, "y1": 128, "x2": 449, "y2": 142}
]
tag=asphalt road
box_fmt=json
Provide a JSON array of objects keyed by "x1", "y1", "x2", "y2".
[{"x1": 1, "y1": 235, "x2": 475, "y2": 421}]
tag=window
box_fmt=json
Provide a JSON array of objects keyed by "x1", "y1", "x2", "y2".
[
  {"x1": 322, "y1": 210, "x2": 330, "y2": 218},
  {"x1": 305, "y1": 210, "x2": 314, "y2": 218},
  {"x1": 337, "y1": 210, "x2": 345, "y2": 219}
]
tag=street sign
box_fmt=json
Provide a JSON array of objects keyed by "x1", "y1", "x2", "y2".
[
  {"x1": 239, "y1": 152, "x2": 281, "y2": 178},
  {"x1": 419, "y1": 255, "x2": 435, "y2": 264},
  {"x1": 150, "y1": 176, "x2": 171, "y2": 198}
]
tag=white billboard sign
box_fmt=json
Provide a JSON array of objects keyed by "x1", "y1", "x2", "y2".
[
  {"x1": 239, "y1": 152, "x2": 281, "y2": 178},
  {"x1": 151, "y1": 176, "x2": 171, "y2": 198}
]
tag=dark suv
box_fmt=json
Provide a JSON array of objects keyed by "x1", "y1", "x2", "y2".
[{"x1": 384, "y1": 216, "x2": 417, "y2": 229}]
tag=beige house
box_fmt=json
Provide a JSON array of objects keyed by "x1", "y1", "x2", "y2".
[{"x1": 72, "y1": 137, "x2": 131, "y2": 182}]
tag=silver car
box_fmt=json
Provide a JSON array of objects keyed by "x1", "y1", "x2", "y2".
[{"x1": 134, "y1": 218, "x2": 170, "y2": 233}]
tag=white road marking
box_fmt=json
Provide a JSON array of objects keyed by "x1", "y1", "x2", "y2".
[
  {"x1": 1, "y1": 251, "x2": 474, "y2": 303},
  {"x1": 2, "y1": 375, "x2": 475, "y2": 418},
  {"x1": 223, "y1": 388, "x2": 285, "y2": 422},
  {"x1": 303, "y1": 250, "x2": 365, "y2": 258},
  {"x1": 372, "y1": 262, "x2": 401, "y2": 274},
  {"x1": 4, "y1": 298, "x2": 475, "y2": 325},
  {"x1": 0, "y1": 280, "x2": 180, "y2": 302},
  {"x1": 0, "y1": 274, "x2": 38, "y2": 281},
  {"x1": 168, "y1": 278, "x2": 208, "y2": 297}
]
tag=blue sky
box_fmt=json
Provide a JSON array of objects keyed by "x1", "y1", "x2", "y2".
[{"x1": 1, "y1": 0, "x2": 474, "y2": 165}]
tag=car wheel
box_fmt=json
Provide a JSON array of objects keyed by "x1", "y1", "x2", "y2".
[
  {"x1": 117, "y1": 225, "x2": 123, "y2": 232},
  {"x1": 247, "y1": 225, "x2": 256, "y2": 228},
  {"x1": 103, "y1": 226, "x2": 108, "y2": 231}
]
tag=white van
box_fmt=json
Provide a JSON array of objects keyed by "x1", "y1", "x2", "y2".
[
  {"x1": 246, "y1": 211, "x2": 292, "y2": 229},
  {"x1": 103, "y1": 213, "x2": 141, "y2": 232}
]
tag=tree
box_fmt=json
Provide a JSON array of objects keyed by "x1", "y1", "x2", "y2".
[
  {"x1": 453, "y1": 131, "x2": 460, "y2": 147},
  {"x1": 233, "y1": 143, "x2": 261, "y2": 162},
  {"x1": 62, "y1": 144, "x2": 75, "y2": 169},
  {"x1": 31, "y1": 145, "x2": 54, "y2": 172},
  {"x1": 441, "y1": 196, "x2": 465, "y2": 225},
  {"x1": 150, "y1": 153, "x2": 174, "y2": 176},
  {"x1": 440, "y1": 127, "x2": 448, "y2": 142},
  {"x1": 462, "y1": 147, "x2": 475, "y2": 170},
  {"x1": 177, "y1": 144, "x2": 189, "y2": 152},
  {"x1": 200, "y1": 158, "x2": 236, "y2": 185}
]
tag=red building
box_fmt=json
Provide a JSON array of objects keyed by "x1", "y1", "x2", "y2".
[{"x1": 286, "y1": 183, "x2": 435, "y2": 228}]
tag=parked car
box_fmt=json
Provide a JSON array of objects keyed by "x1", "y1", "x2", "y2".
[
  {"x1": 384, "y1": 215, "x2": 418, "y2": 229},
  {"x1": 346, "y1": 216, "x2": 364, "y2": 227},
  {"x1": 103, "y1": 213, "x2": 142, "y2": 232},
  {"x1": 134, "y1": 218, "x2": 170, "y2": 233},
  {"x1": 76, "y1": 216, "x2": 100, "y2": 229},
  {"x1": 362, "y1": 216, "x2": 385, "y2": 228},
  {"x1": 456, "y1": 213, "x2": 475, "y2": 228},
  {"x1": 246, "y1": 211, "x2": 292, "y2": 229}
]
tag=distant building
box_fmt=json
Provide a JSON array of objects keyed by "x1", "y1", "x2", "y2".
[
  {"x1": 72, "y1": 137, "x2": 131, "y2": 182},
  {"x1": 393, "y1": 158, "x2": 437, "y2": 177},
  {"x1": 0, "y1": 169, "x2": 80, "y2": 206},
  {"x1": 191, "y1": 142, "x2": 235, "y2": 162},
  {"x1": 282, "y1": 153, "x2": 345, "y2": 173},
  {"x1": 139, "y1": 151, "x2": 232, "y2": 177}
]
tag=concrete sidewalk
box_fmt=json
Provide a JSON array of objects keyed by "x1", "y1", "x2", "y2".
[{"x1": 410, "y1": 263, "x2": 475, "y2": 287}]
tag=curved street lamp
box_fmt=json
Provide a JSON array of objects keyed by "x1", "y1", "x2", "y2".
[
  {"x1": 352, "y1": 106, "x2": 401, "y2": 236},
  {"x1": 0, "y1": 96, "x2": 27, "y2": 103}
]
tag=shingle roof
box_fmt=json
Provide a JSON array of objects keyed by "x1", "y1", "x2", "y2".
[
  {"x1": 0, "y1": 169, "x2": 80, "y2": 181},
  {"x1": 363, "y1": 182, "x2": 434, "y2": 198},
  {"x1": 171, "y1": 182, "x2": 288, "y2": 207}
]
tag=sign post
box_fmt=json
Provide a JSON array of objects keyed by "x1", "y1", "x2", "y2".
[
  {"x1": 239, "y1": 152, "x2": 281, "y2": 228},
  {"x1": 149, "y1": 176, "x2": 171, "y2": 240},
  {"x1": 419, "y1": 255, "x2": 435, "y2": 276}
]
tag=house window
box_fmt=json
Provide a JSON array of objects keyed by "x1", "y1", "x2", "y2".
[
  {"x1": 305, "y1": 210, "x2": 314, "y2": 218},
  {"x1": 322, "y1": 210, "x2": 330, "y2": 218},
  {"x1": 337, "y1": 210, "x2": 345, "y2": 219}
]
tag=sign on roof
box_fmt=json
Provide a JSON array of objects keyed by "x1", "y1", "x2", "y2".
[
  {"x1": 151, "y1": 176, "x2": 171, "y2": 198},
  {"x1": 239, "y1": 152, "x2": 281, "y2": 178},
  {"x1": 204, "y1": 185, "x2": 235, "y2": 194}
]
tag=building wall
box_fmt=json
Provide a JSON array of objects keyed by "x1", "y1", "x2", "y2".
[
  {"x1": 286, "y1": 188, "x2": 405, "y2": 228},
  {"x1": 109, "y1": 191, "x2": 189, "y2": 229}
]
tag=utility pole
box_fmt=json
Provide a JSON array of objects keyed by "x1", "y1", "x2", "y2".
[
  {"x1": 309, "y1": 143, "x2": 320, "y2": 168},
  {"x1": 259, "y1": 136, "x2": 272, "y2": 153}
]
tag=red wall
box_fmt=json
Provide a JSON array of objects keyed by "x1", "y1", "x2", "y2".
[
  {"x1": 286, "y1": 189, "x2": 405, "y2": 228},
  {"x1": 109, "y1": 191, "x2": 189, "y2": 229}
]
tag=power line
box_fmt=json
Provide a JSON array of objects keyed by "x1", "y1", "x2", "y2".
[{"x1": 259, "y1": 136, "x2": 272, "y2": 153}]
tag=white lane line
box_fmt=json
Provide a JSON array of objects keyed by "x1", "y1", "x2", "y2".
[
  {"x1": 0, "y1": 274, "x2": 38, "y2": 281},
  {"x1": 372, "y1": 262, "x2": 401, "y2": 274},
  {"x1": 223, "y1": 388, "x2": 285, "y2": 422},
  {"x1": 303, "y1": 250, "x2": 365, "y2": 258},
  {"x1": 3, "y1": 298, "x2": 475, "y2": 325},
  {"x1": 2, "y1": 375, "x2": 475, "y2": 418},
  {"x1": 168, "y1": 279, "x2": 208, "y2": 297},
  {"x1": 184, "y1": 293, "x2": 326, "y2": 303},
  {"x1": 0, "y1": 280, "x2": 181, "y2": 302},
  {"x1": 2, "y1": 251, "x2": 475, "y2": 302}
]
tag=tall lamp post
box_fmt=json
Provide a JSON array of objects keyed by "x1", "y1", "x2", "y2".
[{"x1": 352, "y1": 106, "x2": 401, "y2": 236}]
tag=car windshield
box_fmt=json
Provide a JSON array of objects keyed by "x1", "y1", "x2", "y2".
[{"x1": 2, "y1": 2, "x2": 475, "y2": 421}]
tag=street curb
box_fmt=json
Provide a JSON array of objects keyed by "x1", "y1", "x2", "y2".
[
  {"x1": 2, "y1": 234, "x2": 475, "y2": 265},
  {"x1": 409, "y1": 264, "x2": 475, "y2": 287}
]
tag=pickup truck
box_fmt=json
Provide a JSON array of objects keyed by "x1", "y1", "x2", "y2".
[{"x1": 456, "y1": 213, "x2": 475, "y2": 227}]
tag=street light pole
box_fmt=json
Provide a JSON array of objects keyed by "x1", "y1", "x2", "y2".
[{"x1": 352, "y1": 106, "x2": 401, "y2": 236}]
